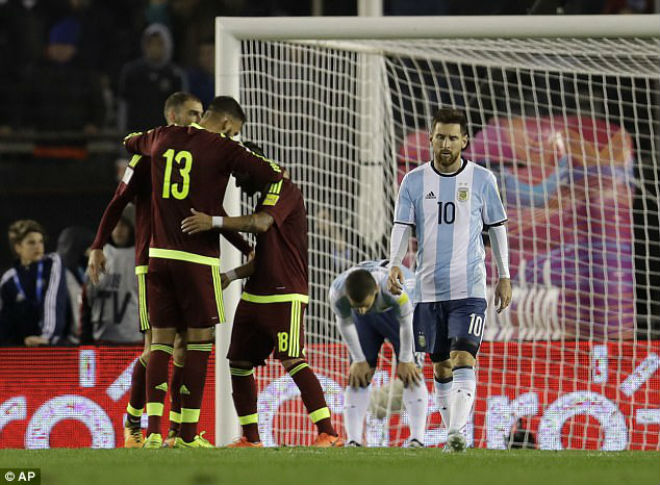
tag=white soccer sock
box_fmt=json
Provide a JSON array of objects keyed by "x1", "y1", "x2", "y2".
[
  {"x1": 344, "y1": 385, "x2": 371, "y2": 444},
  {"x1": 448, "y1": 367, "x2": 476, "y2": 435},
  {"x1": 402, "y1": 381, "x2": 429, "y2": 443},
  {"x1": 434, "y1": 378, "x2": 453, "y2": 430}
]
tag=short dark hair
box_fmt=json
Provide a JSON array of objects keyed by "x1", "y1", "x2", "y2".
[
  {"x1": 207, "y1": 96, "x2": 246, "y2": 123},
  {"x1": 345, "y1": 270, "x2": 377, "y2": 303},
  {"x1": 431, "y1": 108, "x2": 468, "y2": 135},
  {"x1": 163, "y1": 91, "x2": 201, "y2": 118},
  {"x1": 8, "y1": 219, "x2": 46, "y2": 255},
  {"x1": 232, "y1": 142, "x2": 268, "y2": 196}
]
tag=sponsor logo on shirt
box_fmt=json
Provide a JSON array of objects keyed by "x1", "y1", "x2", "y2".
[{"x1": 425, "y1": 191, "x2": 436, "y2": 200}]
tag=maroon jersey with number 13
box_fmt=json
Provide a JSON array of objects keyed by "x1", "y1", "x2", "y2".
[{"x1": 124, "y1": 123, "x2": 282, "y2": 260}]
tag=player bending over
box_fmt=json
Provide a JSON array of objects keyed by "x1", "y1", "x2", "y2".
[
  {"x1": 181, "y1": 143, "x2": 343, "y2": 447},
  {"x1": 329, "y1": 260, "x2": 428, "y2": 447}
]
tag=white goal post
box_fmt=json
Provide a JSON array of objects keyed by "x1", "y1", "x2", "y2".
[{"x1": 215, "y1": 15, "x2": 660, "y2": 448}]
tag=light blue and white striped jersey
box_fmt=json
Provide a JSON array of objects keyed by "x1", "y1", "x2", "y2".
[
  {"x1": 394, "y1": 159, "x2": 507, "y2": 302},
  {"x1": 328, "y1": 260, "x2": 416, "y2": 320}
]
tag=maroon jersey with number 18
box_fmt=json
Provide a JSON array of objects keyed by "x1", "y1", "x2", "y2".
[
  {"x1": 229, "y1": 178, "x2": 308, "y2": 364},
  {"x1": 244, "y1": 178, "x2": 308, "y2": 297},
  {"x1": 124, "y1": 123, "x2": 282, "y2": 261}
]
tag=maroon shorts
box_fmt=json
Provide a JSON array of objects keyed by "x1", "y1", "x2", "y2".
[
  {"x1": 147, "y1": 257, "x2": 225, "y2": 331},
  {"x1": 227, "y1": 296, "x2": 307, "y2": 366}
]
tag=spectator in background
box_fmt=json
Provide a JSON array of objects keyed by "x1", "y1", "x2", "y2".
[
  {"x1": 64, "y1": 0, "x2": 113, "y2": 73},
  {"x1": 20, "y1": 16, "x2": 106, "y2": 133},
  {"x1": 56, "y1": 225, "x2": 94, "y2": 343},
  {"x1": 145, "y1": 0, "x2": 171, "y2": 29},
  {"x1": 118, "y1": 23, "x2": 187, "y2": 132},
  {"x1": 0, "y1": 220, "x2": 68, "y2": 347},
  {"x1": 186, "y1": 38, "x2": 215, "y2": 108},
  {"x1": 169, "y1": 0, "x2": 230, "y2": 67},
  {"x1": 63, "y1": 0, "x2": 122, "y2": 128},
  {"x1": 81, "y1": 206, "x2": 141, "y2": 344},
  {"x1": 3, "y1": 0, "x2": 54, "y2": 74}
]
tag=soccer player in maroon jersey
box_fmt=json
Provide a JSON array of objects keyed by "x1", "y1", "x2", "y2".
[
  {"x1": 181, "y1": 143, "x2": 344, "y2": 448},
  {"x1": 123, "y1": 100, "x2": 283, "y2": 449},
  {"x1": 88, "y1": 93, "x2": 255, "y2": 448}
]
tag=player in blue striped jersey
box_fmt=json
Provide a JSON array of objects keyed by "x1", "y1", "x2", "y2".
[
  {"x1": 329, "y1": 260, "x2": 428, "y2": 447},
  {"x1": 388, "y1": 108, "x2": 512, "y2": 452}
]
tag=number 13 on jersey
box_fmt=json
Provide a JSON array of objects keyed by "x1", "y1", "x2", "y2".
[{"x1": 162, "y1": 148, "x2": 193, "y2": 199}]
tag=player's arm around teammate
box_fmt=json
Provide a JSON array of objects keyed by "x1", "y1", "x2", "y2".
[
  {"x1": 179, "y1": 189, "x2": 273, "y2": 289},
  {"x1": 119, "y1": 98, "x2": 285, "y2": 449},
  {"x1": 180, "y1": 147, "x2": 343, "y2": 447},
  {"x1": 180, "y1": 208, "x2": 274, "y2": 236},
  {"x1": 89, "y1": 92, "x2": 205, "y2": 448}
]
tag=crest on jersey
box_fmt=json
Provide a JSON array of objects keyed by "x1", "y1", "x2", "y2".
[{"x1": 457, "y1": 187, "x2": 469, "y2": 202}]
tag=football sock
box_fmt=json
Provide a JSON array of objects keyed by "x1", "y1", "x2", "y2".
[
  {"x1": 180, "y1": 341, "x2": 213, "y2": 442},
  {"x1": 288, "y1": 362, "x2": 336, "y2": 436},
  {"x1": 230, "y1": 366, "x2": 260, "y2": 443},
  {"x1": 343, "y1": 385, "x2": 370, "y2": 444},
  {"x1": 146, "y1": 344, "x2": 173, "y2": 436},
  {"x1": 125, "y1": 356, "x2": 147, "y2": 428},
  {"x1": 448, "y1": 367, "x2": 476, "y2": 435},
  {"x1": 402, "y1": 381, "x2": 429, "y2": 444},
  {"x1": 434, "y1": 376, "x2": 453, "y2": 430},
  {"x1": 169, "y1": 360, "x2": 184, "y2": 435}
]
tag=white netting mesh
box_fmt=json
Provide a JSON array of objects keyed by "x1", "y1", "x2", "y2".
[{"x1": 233, "y1": 35, "x2": 660, "y2": 449}]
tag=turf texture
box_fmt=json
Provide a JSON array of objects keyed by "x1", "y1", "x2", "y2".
[{"x1": 0, "y1": 448, "x2": 658, "y2": 485}]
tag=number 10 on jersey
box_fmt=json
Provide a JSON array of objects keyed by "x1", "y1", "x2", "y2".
[{"x1": 438, "y1": 201, "x2": 456, "y2": 225}]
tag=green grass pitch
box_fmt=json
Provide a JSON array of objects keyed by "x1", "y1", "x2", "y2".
[{"x1": 1, "y1": 448, "x2": 658, "y2": 485}]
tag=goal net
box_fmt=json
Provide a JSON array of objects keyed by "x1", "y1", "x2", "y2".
[{"x1": 218, "y1": 16, "x2": 660, "y2": 450}]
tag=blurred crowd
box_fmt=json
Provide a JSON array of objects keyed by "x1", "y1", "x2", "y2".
[
  {"x1": 0, "y1": 0, "x2": 654, "y2": 135},
  {"x1": 0, "y1": 209, "x2": 140, "y2": 347},
  {"x1": 0, "y1": 0, "x2": 321, "y2": 135}
]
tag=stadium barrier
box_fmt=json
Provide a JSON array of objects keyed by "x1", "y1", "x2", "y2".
[{"x1": 1, "y1": 341, "x2": 657, "y2": 449}]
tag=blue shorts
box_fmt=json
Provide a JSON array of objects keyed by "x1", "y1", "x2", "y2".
[
  {"x1": 412, "y1": 298, "x2": 487, "y2": 362},
  {"x1": 353, "y1": 310, "x2": 402, "y2": 368}
]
